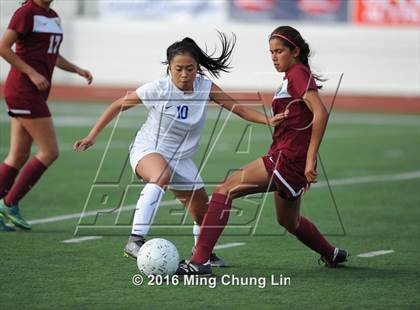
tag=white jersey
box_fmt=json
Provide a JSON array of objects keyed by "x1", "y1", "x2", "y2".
[{"x1": 133, "y1": 75, "x2": 212, "y2": 160}]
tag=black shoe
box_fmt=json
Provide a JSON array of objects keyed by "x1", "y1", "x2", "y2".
[
  {"x1": 319, "y1": 248, "x2": 349, "y2": 267},
  {"x1": 192, "y1": 246, "x2": 227, "y2": 267},
  {"x1": 209, "y1": 252, "x2": 227, "y2": 267},
  {"x1": 175, "y1": 260, "x2": 212, "y2": 276},
  {"x1": 123, "y1": 235, "x2": 146, "y2": 260}
]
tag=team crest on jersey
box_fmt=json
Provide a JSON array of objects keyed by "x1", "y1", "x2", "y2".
[
  {"x1": 273, "y1": 79, "x2": 291, "y2": 99},
  {"x1": 33, "y1": 15, "x2": 63, "y2": 34}
]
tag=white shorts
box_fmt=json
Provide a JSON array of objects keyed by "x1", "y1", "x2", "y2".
[{"x1": 129, "y1": 145, "x2": 204, "y2": 191}]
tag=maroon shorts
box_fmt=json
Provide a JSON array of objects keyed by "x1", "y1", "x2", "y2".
[
  {"x1": 262, "y1": 151, "x2": 308, "y2": 201},
  {"x1": 5, "y1": 94, "x2": 51, "y2": 118}
]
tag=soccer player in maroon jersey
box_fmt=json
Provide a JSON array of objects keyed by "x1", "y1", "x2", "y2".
[
  {"x1": 177, "y1": 26, "x2": 349, "y2": 275},
  {"x1": 0, "y1": 0, "x2": 92, "y2": 231}
]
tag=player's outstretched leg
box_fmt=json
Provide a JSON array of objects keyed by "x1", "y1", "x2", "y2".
[
  {"x1": 124, "y1": 153, "x2": 170, "y2": 259},
  {"x1": 172, "y1": 187, "x2": 227, "y2": 267},
  {"x1": 274, "y1": 193, "x2": 349, "y2": 267},
  {"x1": 123, "y1": 183, "x2": 165, "y2": 259},
  {"x1": 192, "y1": 228, "x2": 226, "y2": 268}
]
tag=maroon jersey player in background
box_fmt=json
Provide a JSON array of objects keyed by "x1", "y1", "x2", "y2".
[
  {"x1": 177, "y1": 26, "x2": 349, "y2": 275},
  {"x1": 0, "y1": 0, "x2": 92, "y2": 231}
]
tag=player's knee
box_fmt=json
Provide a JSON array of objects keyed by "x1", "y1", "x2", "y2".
[
  {"x1": 15, "y1": 151, "x2": 30, "y2": 165},
  {"x1": 37, "y1": 149, "x2": 59, "y2": 166},
  {"x1": 5, "y1": 152, "x2": 29, "y2": 168},
  {"x1": 48, "y1": 149, "x2": 60, "y2": 163},
  {"x1": 51, "y1": 149, "x2": 60, "y2": 162},
  {"x1": 150, "y1": 170, "x2": 171, "y2": 188}
]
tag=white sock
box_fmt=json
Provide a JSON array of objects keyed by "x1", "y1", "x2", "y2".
[
  {"x1": 193, "y1": 222, "x2": 200, "y2": 246},
  {"x1": 131, "y1": 183, "x2": 165, "y2": 236}
]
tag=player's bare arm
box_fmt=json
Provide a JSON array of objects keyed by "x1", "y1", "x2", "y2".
[
  {"x1": 302, "y1": 89, "x2": 329, "y2": 183},
  {"x1": 0, "y1": 29, "x2": 49, "y2": 91},
  {"x1": 73, "y1": 91, "x2": 142, "y2": 152},
  {"x1": 210, "y1": 83, "x2": 287, "y2": 127},
  {"x1": 56, "y1": 54, "x2": 93, "y2": 84}
]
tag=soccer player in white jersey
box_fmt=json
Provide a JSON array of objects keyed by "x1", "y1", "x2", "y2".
[{"x1": 74, "y1": 33, "x2": 284, "y2": 266}]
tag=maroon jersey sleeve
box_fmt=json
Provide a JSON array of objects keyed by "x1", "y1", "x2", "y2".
[
  {"x1": 287, "y1": 65, "x2": 318, "y2": 99},
  {"x1": 8, "y1": 6, "x2": 33, "y2": 36}
]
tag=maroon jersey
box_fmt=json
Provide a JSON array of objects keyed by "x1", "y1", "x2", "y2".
[
  {"x1": 4, "y1": 0, "x2": 63, "y2": 105},
  {"x1": 269, "y1": 63, "x2": 318, "y2": 162}
]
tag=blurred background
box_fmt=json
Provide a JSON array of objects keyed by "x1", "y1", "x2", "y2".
[{"x1": 0, "y1": 0, "x2": 419, "y2": 111}]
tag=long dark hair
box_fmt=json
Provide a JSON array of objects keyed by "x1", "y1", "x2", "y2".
[
  {"x1": 270, "y1": 26, "x2": 325, "y2": 84},
  {"x1": 163, "y1": 31, "x2": 236, "y2": 78}
]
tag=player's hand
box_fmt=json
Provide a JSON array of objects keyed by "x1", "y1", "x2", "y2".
[
  {"x1": 73, "y1": 136, "x2": 95, "y2": 152},
  {"x1": 76, "y1": 68, "x2": 93, "y2": 85},
  {"x1": 304, "y1": 158, "x2": 318, "y2": 184},
  {"x1": 28, "y1": 70, "x2": 50, "y2": 91},
  {"x1": 268, "y1": 110, "x2": 289, "y2": 127}
]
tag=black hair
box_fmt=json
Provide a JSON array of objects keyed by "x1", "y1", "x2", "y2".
[
  {"x1": 270, "y1": 26, "x2": 325, "y2": 84},
  {"x1": 163, "y1": 31, "x2": 236, "y2": 78}
]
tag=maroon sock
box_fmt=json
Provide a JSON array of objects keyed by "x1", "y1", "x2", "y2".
[
  {"x1": 4, "y1": 157, "x2": 47, "y2": 206},
  {"x1": 191, "y1": 193, "x2": 232, "y2": 264},
  {"x1": 291, "y1": 216, "x2": 335, "y2": 261},
  {"x1": 0, "y1": 162, "x2": 19, "y2": 199}
]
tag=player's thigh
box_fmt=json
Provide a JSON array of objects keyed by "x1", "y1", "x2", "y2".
[
  {"x1": 5, "y1": 118, "x2": 33, "y2": 167},
  {"x1": 171, "y1": 187, "x2": 209, "y2": 224},
  {"x1": 216, "y1": 158, "x2": 275, "y2": 198},
  {"x1": 18, "y1": 117, "x2": 58, "y2": 155},
  {"x1": 135, "y1": 153, "x2": 172, "y2": 186},
  {"x1": 274, "y1": 192, "x2": 301, "y2": 230}
]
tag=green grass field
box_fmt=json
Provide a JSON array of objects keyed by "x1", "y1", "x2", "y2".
[{"x1": 0, "y1": 101, "x2": 419, "y2": 309}]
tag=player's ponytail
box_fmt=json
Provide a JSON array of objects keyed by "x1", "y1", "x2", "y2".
[
  {"x1": 164, "y1": 31, "x2": 236, "y2": 78},
  {"x1": 269, "y1": 26, "x2": 325, "y2": 85}
]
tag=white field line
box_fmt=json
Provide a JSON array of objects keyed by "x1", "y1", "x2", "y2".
[
  {"x1": 214, "y1": 242, "x2": 246, "y2": 250},
  {"x1": 312, "y1": 170, "x2": 420, "y2": 188},
  {"x1": 357, "y1": 250, "x2": 394, "y2": 258},
  {"x1": 28, "y1": 199, "x2": 180, "y2": 225},
  {"x1": 61, "y1": 236, "x2": 103, "y2": 243},
  {"x1": 28, "y1": 170, "x2": 420, "y2": 226}
]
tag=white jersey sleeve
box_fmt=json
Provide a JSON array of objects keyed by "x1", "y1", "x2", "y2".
[{"x1": 135, "y1": 79, "x2": 162, "y2": 109}]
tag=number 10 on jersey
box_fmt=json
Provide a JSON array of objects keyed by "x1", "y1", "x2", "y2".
[{"x1": 177, "y1": 105, "x2": 188, "y2": 119}]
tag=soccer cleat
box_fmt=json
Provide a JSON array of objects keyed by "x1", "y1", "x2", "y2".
[
  {"x1": 0, "y1": 199, "x2": 31, "y2": 230},
  {"x1": 192, "y1": 246, "x2": 227, "y2": 267},
  {"x1": 0, "y1": 214, "x2": 16, "y2": 232},
  {"x1": 319, "y1": 248, "x2": 349, "y2": 267},
  {"x1": 123, "y1": 235, "x2": 146, "y2": 260},
  {"x1": 175, "y1": 260, "x2": 212, "y2": 276},
  {"x1": 209, "y1": 252, "x2": 227, "y2": 267}
]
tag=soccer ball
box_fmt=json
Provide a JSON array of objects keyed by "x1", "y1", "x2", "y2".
[{"x1": 137, "y1": 238, "x2": 180, "y2": 276}]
